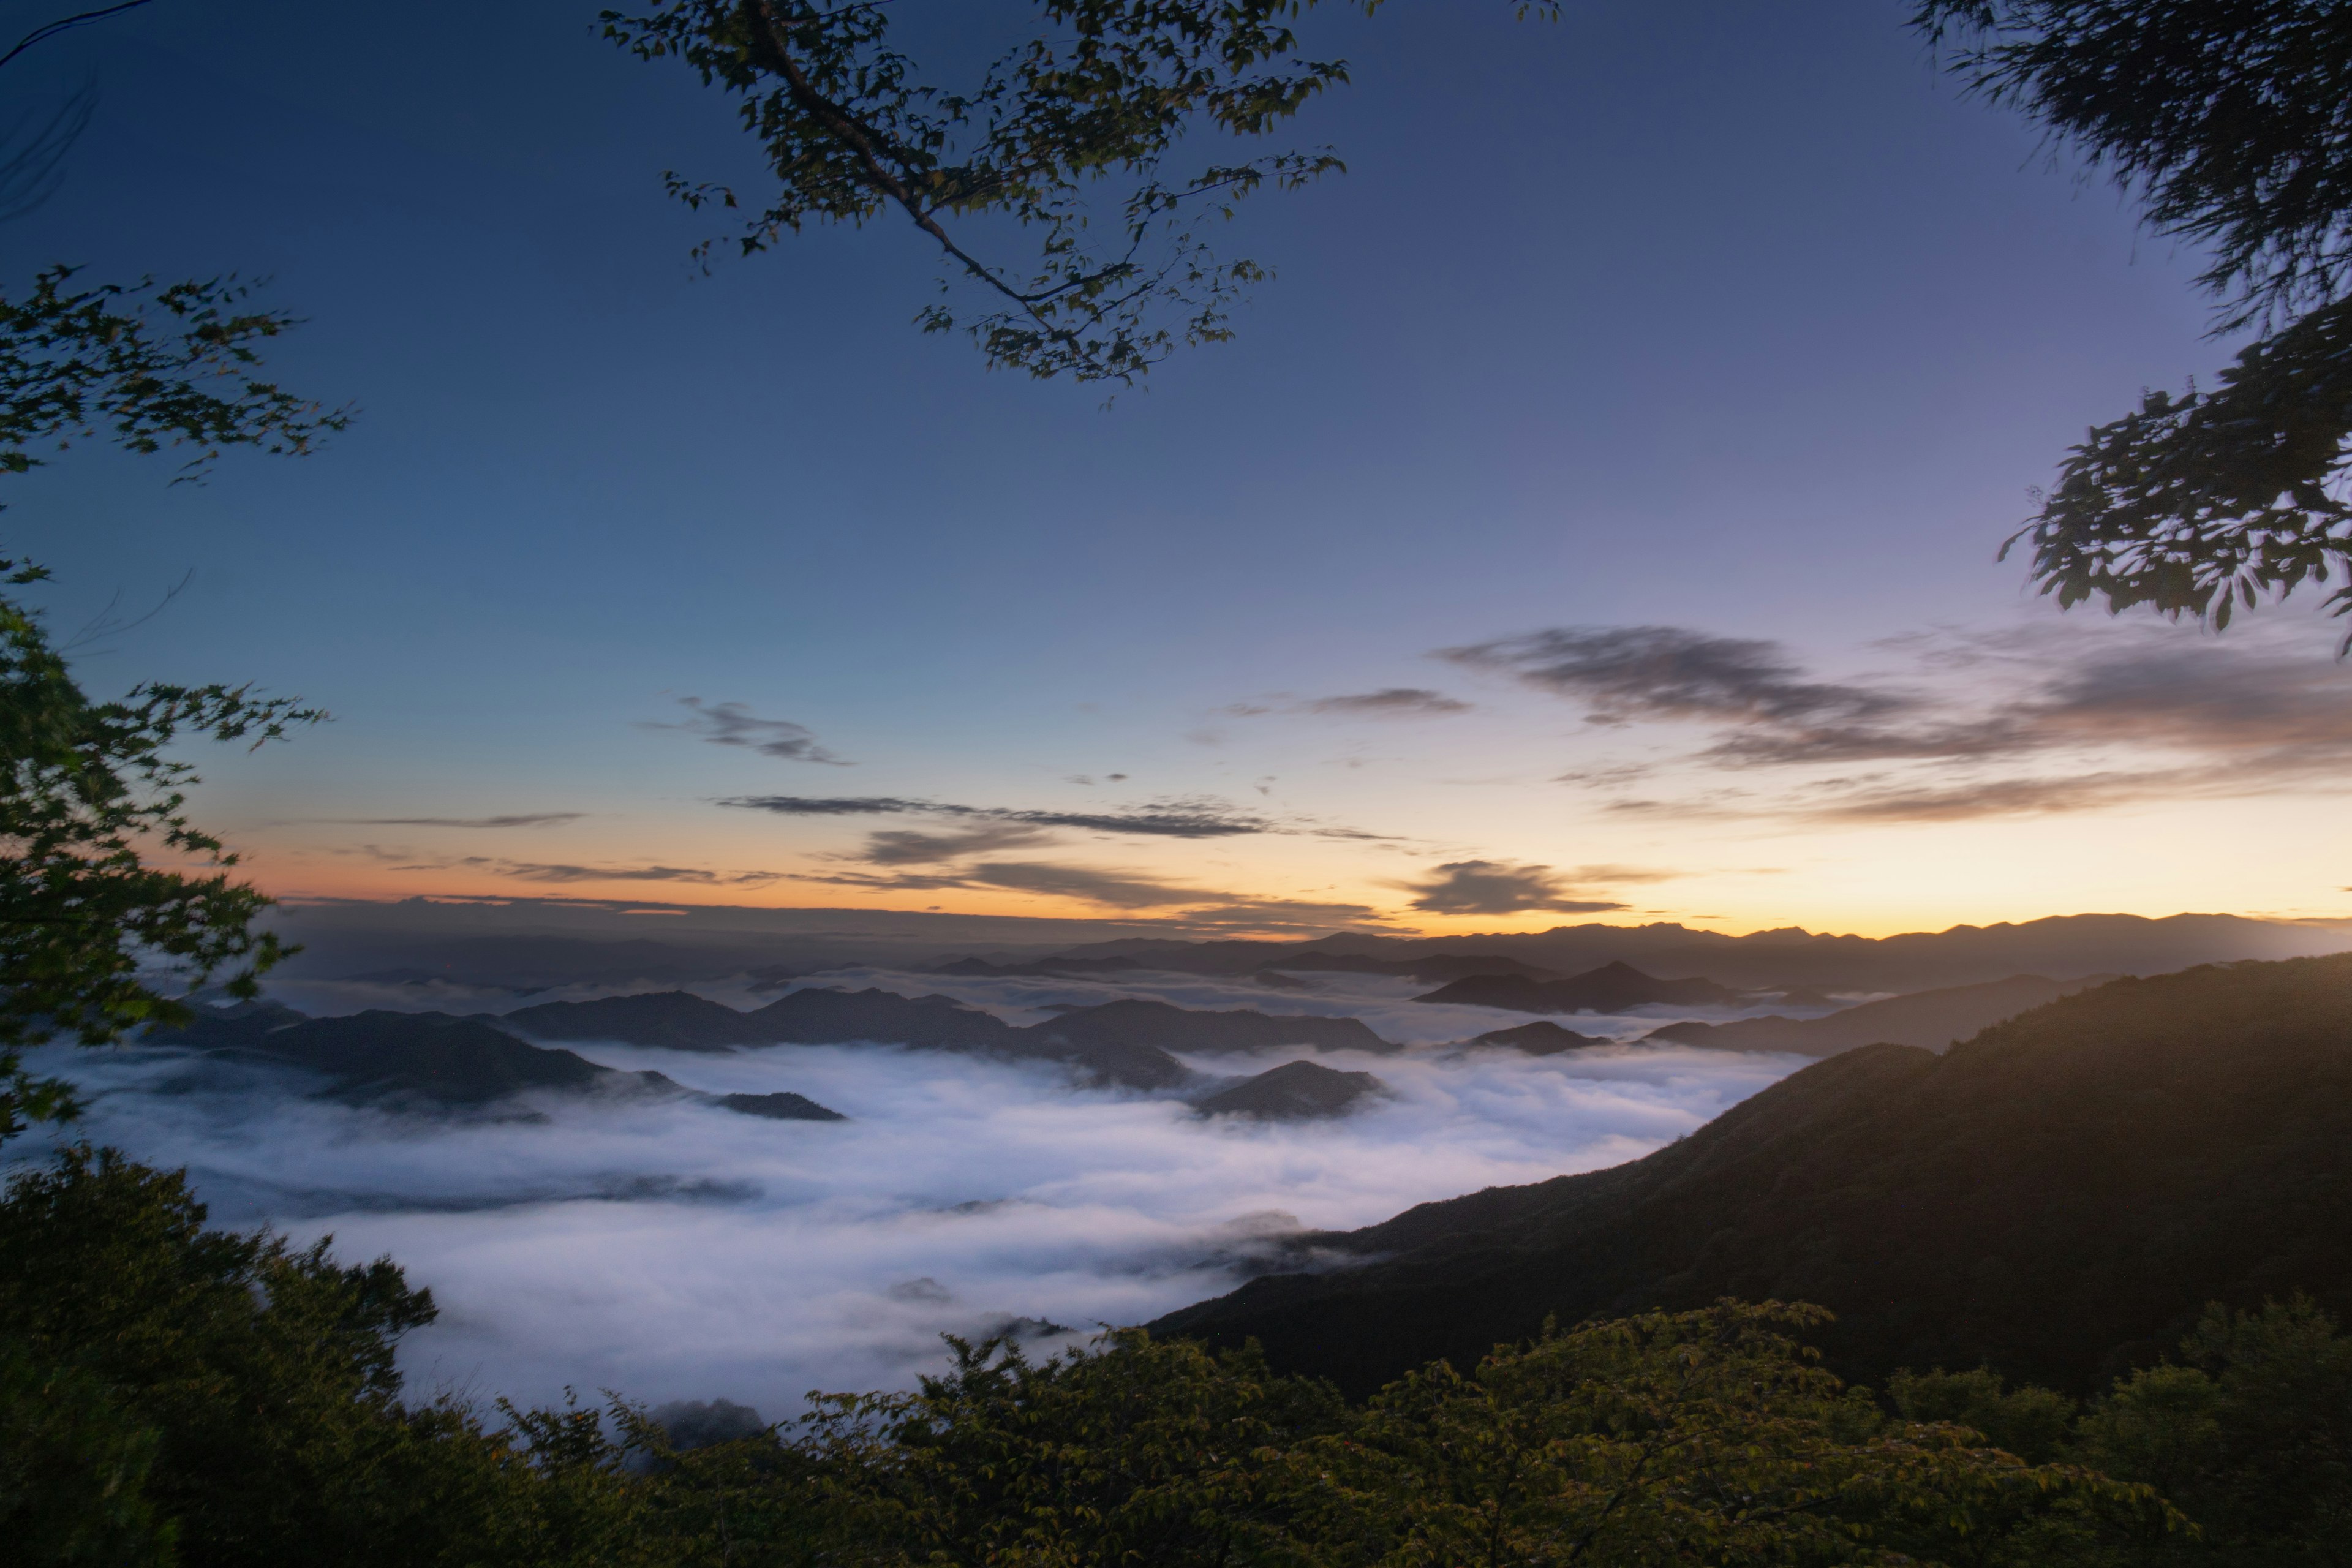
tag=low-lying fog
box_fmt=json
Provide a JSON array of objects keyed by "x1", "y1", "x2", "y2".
[{"x1": 18, "y1": 966, "x2": 1813, "y2": 1417}]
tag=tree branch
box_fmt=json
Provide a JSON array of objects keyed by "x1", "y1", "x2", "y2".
[{"x1": 0, "y1": 0, "x2": 163, "y2": 74}]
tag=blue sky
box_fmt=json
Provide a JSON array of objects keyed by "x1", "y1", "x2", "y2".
[{"x1": 17, "y1": 0, "x2": 2348, "y2": 935}]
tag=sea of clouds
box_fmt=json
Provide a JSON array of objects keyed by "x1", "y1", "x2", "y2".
[{"x1": 17, "y1": 966, "x2": 1814, "y2": 1419}]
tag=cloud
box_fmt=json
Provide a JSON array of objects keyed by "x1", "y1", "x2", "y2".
[
  {"x1": 790, "y1": 858, "x2": 1386, "y2": 924},
  {"x1": 1399, "y1": 860, "x2": 1630, "y2": 916},
  {"x1": 339, "y1": 813, "x2": 587, "y2": 829},
  {"x1": 1229, "y1": 688, "x2": 1472, "y2": 719},
  {"x1": 859, "y1": 826, "x2": 1057, "y2": 865},
  {"x1": 1312, "y1": 688, "x2": 1471, "y2": 717},
  {"x1": 1795, "y1": 771, "x2": 2193, "y2": 824},
  {"x1": 1471, "y1": 622, "x2": 2352, "y2": 823},
  {"x1": 787, "y1": 869, "x2": 973, "y2": 894},
  {"x1": 1441, "y1": 627, "x2": 1908, "y2": 728},
  {"x1": 648, "y1": 699, "x2": 851, "y2": 766},
  {"x1": 391, "y1": 857, "x2": 785, "y2": 887},
  {"x1": 720, "y1": 795, "x2": 1275, "y2": 839},
  {"x1": 966, "y1": 861, "x2": 1219, "y2": 910},
  {"x1": 32, "y1": 977, "x2": 1798, "y2": 1417}
]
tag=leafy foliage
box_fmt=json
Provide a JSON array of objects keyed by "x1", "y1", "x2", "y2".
[
  {"x1": 1997, "y1": 295, "x2": 2352, "y2": 633},
  {"x1": 603, "y1": 1, "x2": 1551, "y2": 386},
  {"x1": 1311, "y1": 1302, "x2": 2164, "y2": 1567},
  {"x1": 0, "y1": 265, "x2": 348, "y2": 478},
  {"x1": 2073, "y1": 1298, "x2": 2352, "y2": 1566},
  {"x1": 0, "y1": 574, "x2": 320, "y2": 1135},
  {"x1": 0, "y1": 260, "x2": 343, "y2": 1135},
  {"x1": 1913, "y1": 1, "x2": 2352, "y2": 635},
  {"x1": 18, "y1": 1137, "x2": 2352, "y2": 1566}
]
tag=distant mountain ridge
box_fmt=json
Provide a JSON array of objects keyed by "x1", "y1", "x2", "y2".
[
  {"x1": 1152, "y1": 956, "x2": 2352, "y2": 1398},
  {"x1": 1194, "y1": 1060, "x2": 1387, "y2": 1120},
  {"x1": 144, "y1": 1007, "x2": 846, "y2": 1120},
  {"x1": 1642, "y1": 974, "x2": 2107, "y2": 1056},
  {"x1": 1416, "y1": 962, "x2": 1742, "y2": 1015},
  {"x1": 154, "y1": 987, "x2": 1402, "y2": 1099},
  {"x1": 1467, "y1": 1021, "x2": 1610, "y2": 1055},
  {"x1": 1033, "y1": 913, "x2": 2348, "y2": 993}
]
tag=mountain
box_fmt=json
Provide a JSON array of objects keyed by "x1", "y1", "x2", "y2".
[
  {"x1": 146, "y1": 1005, "x2": 846, "y2": 1120},
  {"x1": 746, "y1": 987, "x2": 1188, "y2": 1090},
  {"x1": 1033, "y1": 1035, "x2": 1193, "y2": 1092},
  {"x1": 1016, "y1": 998, "x2": 1396, "y2": 1056},
  {"x1": 1046, "y1": 913, "x2": 2349, "y2": 993},
  {"x1": 500, "y1": 990, "x2": 776, "y2": 1052},
  {"x1": 182, "y1": 1009, "x2": 644, "y2": 1104},
  {"x1": 931, "y1": 956, "x2": 1149, "y2": 978},
  {"x1": 1153, "y1": 956, "x2": 2352, "y2": 1398},
  {"x1": 1417, "y1": 962, "x2": 1741, "y2": 1014},
  {"x1": 1264, "y1": 953, "x2": 1563, "y2": 984},
  {"x1": 1194, "y1": 1060, "x2": 1388, "y2": 1120},
  {"x1": 746, "y1": 987, "x2": 1019, "y2": 1050},
  {"x1": 717, "y1": 1091, "x2": 846, "y2": 1122},
  {"x1": 1468, "y1": 1021, "x2": 1610, "y2": 1055},
  {"x1": 1643, "y1": 974, "x2": 2105, "y2": 1056}
]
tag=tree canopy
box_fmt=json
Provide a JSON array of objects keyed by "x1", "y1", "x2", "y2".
[
  {"x1": 603, "y1": 1, "x2": 1552, "y2": 386},
  {"x1": 0, "y1": 268, "x2": 342, "y2": 1134},
  {"x1": 1914, "y1": 1, "x2": 2352, "y2": 637}
]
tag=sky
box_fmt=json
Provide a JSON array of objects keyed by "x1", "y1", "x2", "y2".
[{"x1": 14, "y1": 0, "x2": 2352, "y2": 940}]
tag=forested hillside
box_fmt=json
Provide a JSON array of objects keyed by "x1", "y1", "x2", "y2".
[{"x1": 1158, "y1": 956, "x2": 2352, "y2": 1396}]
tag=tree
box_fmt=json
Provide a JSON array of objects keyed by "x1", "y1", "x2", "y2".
[
  {"x1": 1913, "y1": 1, "x2": 2352, "y2": 640},
  {"x1": 0, "y1": 268, "x2": 345, "y2": 1137},
  {"x1": 1305, "y1": 1301, "x2": 2168, "y2": 1567},
  {"x1": 0, "y1": 0, "x2": 349, "y2": 1137},
  {"x1": 2071, "y1": 1297, "x2": 2352, "y2": 1566},
  {"x1": 602, "y1": 1, "x2": 1551, "y2": 386}
]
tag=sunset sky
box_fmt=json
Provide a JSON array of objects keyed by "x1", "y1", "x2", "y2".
[{"x1": 22, "y1": 0, "x2": 2352, "y2": 938}]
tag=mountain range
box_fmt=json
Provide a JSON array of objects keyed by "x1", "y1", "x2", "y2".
[
  {"x1": 1030, "y1": 913, "x2": 2348, "y2": 993},
  {"x1": 498, "y1": 988, "x2": 1393, "y2": 1090},
  {"x1": 147, "y1": 1006, "x2": 846, "y2": 1120},
  {"x1": 1152, "y1": 954, "x2": 2352, "y2": 1397},
  {"x1": 1415, "y1": 962, "x2": 1743, "y2": 1014},
  {"x1": 1640, "y1": 973, "x2": 2105, "y2": 1055},
  {"x1": 144, "y1": 987, "x2": 1414, "y2": 1116}
]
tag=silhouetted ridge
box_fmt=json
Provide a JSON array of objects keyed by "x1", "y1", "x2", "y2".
[
  {"x1": 1418, "y1": 962, "x2": 1739, "y2": 1014},
  {"x1": 748, "y1": 987, "x2": 1188, "y2": 1090},
  {"x1": 718, "y1": 1091, "x2": 846, "y2": 1121},
  {"x1": 1468, "y1": 1020, "x2": 1609, "y2": 1055},
  {"x1": 747, "y1": 987, "x2": 1017, "y2": 1050},
  {"x1": 501, "y1": 990, "x2": 774, "y2": 1051},
  {"x1": 1154, "y1": 956, "x2": 2352, "y2": 1398},
  {"x1": 930, "y1": 956, "x2": 1148, "y2": 978},
  {"x1": 200, "y1": 1010, "x2": 627, "y2": 1104},
  {"x1": 1265, "y1": 953, "x2": 1563, "y2": 983},
  {"x1": 1042, "y1": 913, "x2": 2347, "y2": 991},
  {"x1": 1194, "y1": 1060, "x2": 1387, "y2": 1120},
  {"x1": 1643, "y1": 973, "x2": 2103, "y2": 1056},
  {"x1": 1020, "y1": 998, "x2": 1394, "y2": 1055},
  {"x1": 145, "y1": 1005, "x2": 846, "y2": 1120}
]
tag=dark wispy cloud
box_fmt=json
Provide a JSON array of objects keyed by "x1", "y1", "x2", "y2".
[
  {"x1": 645, "y1": 698, "x2": 851, "y2": 766},
  {"x1": 964, "y1": 861, "x2": 1214, "y2": 910},
  {"x1": 1398, "y1": 859, "x2": 1629, "y2": 916},
  {"x1": 720, "y1": 794, "x2": 1275, "y2": 839},
  {"x1": 791, "y1": 859, "x2": 1383, "y2": 924},
  {"x1": 340, "y1": 813, "x2": 586, "y2": 829},
  {"x1": 859, "y1": 825, "x2": 1057, "y2": 865},
  {"x1": 390, "y1": 856, "x2": 784, "y2": 886},
  {"x1": 1227, "y1": 688, "x2": 1472, "y2": 720},
  {"x1": 1458, "y1": 622, "x2": 2352, "y2": 823},
  {"x1": 1441, "y1": 627, "x2": 1907, "y2": 729},
  {"x1": 1795, "y1": 770, "x2": 2195, "y2": 824}
]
